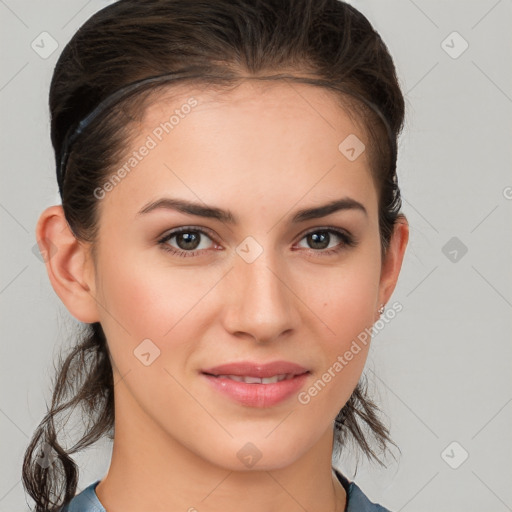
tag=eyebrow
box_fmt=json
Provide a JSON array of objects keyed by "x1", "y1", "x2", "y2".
[{"x1": 137, "y1": 196, "x2": 367, "y2": 223}]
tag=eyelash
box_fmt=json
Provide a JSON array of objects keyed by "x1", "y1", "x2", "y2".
[{"x1": 157, "y1": 226, "x2": 357, "y2": 259}]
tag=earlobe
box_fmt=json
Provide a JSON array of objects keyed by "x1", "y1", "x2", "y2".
[
  {"x1": 376, "y1": 215, "x2": 409, "y2": 320},
  {"x1": 35, "y1": 205, "x2": 100, "y2": 323}
]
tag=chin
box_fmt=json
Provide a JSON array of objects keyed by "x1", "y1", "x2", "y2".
[{"x1": 198, "y1": 430, "x2": 317, "y2": 472}]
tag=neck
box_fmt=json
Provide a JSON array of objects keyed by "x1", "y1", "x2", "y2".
[{"x1": 95, "y1": 386, "x2": 347, "y2": 512}]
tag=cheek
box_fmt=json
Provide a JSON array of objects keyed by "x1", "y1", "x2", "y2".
[
  {"x1": 97, "y1": 245, "x2": 204, "y2": 333},
  {"x1": 297, "y1": 291, "x2": 374, "y2": 424},
  {"x1": 309, "y1": 252, "x2": 381, "y2": 341},
  {"x1": 94, "y1": 248, "x2": 224, "y2": 374},
  {"x1": 301, "y1": 250, "x2": 380, "y2": 402}
]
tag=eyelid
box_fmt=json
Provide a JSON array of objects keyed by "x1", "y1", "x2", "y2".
[
  {"x1": 157, "y1": 224, "x2": 356, "y2": 257},
  {"x1": 158, "y1": 225, "x2": 217, "y2": 242},
  {"x1": 158, "y1": 224, "x2": 352, "y2": 243},
  {"x1": 295, "y1": 224, "x2": 356, "y2": 246},
  {"x1": 298, "y1": 225, "x2": 353, "y2": 239}
]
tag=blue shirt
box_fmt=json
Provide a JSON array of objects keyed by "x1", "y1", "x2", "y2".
[{"x1": 58, "y1": 469, "x2": 392, "y2": 511}]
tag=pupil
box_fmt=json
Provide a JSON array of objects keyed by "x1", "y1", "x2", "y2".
[
  {"x1": 178, "y1": 232, "x2": 199, "y2": 250},
  {"x1": 309, "y1": 231, "x2": 329, "y2": 249}
]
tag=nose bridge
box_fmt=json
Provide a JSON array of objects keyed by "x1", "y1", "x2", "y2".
[{"x1": 224, "y1": 241, "x2": 299, "y2": 342}]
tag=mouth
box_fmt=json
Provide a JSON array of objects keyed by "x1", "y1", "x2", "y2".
[
  {"x1": 203, "y1": 373, "x2": 301, "y2": 384},
  {"x1": 200, "y1": 360, "x2": 310, "y2": 407}
]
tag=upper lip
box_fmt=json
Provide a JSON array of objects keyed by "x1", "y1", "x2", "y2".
[{"x1": 202, "y1": 360, "x2": 309, "y2": 378}]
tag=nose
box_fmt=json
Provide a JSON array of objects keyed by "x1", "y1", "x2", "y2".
[{"x1": 222, "y1": 248, "x2": 300, "y2": 344}]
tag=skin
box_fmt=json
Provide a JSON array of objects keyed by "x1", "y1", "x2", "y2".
[{"x1": 37, "y1": 79, "x2": 408, "y2": 512}]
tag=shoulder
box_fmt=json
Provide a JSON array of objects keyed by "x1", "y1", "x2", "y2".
[
  {"x1": 56, "y1": 480, "x2": 105, "y2": 512},
  {"x1": 335, "y1": 470, "x2": 393, "y2": 512}
]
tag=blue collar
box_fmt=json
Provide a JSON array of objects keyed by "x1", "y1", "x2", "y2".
[
  {"x1": 335, "y1": 470, "x2": 392, "y2": 511},
  {"x1": 59, "y1": 470, "x2": 392, "y2": 512}
]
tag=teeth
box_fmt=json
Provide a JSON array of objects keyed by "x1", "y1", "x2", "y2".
[
  {"x1": 216, "y1": 374, "x2": 291, "y2": 384},
  {"x1": 245, "y1": 376, "x2": 264, "y2": 384}
]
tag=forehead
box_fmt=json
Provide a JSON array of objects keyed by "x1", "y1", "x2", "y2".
[
  {"x1": 140, "y1": 78, "x2": 364, "y2": 132},
  {"x1": 98, "y1": 78, "x2": 378, "y2": 224},
  {"x1": 131, "y1": 79, "x2": 372, "y2": 182}
]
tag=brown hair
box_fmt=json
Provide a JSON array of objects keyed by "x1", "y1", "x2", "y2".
[{"x1": 23, "y1": 0, "x2": 405, "y2": 509}]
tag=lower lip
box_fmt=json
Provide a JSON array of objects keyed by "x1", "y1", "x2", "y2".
[{"x1": 202, "y1": 372, "x2": 310, "y2": 407}]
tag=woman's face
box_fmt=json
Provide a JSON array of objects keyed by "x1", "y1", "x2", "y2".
[{"x1": 88, "y1": 80, "x2": 392, "y2": 470}]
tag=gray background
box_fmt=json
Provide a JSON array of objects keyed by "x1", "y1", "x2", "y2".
[{"x1": 1, "y1": 0, "x2": 511, "y2": 510}]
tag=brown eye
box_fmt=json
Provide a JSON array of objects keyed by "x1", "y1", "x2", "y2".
[
  {"x1": 158, "y1": 227, "x2": 216, "y2": 257},
  {"x1": 296, "y1": 228, "x2": 356, "y2": 256},
  {"x1": 173, "y1": 231, "x2": 202, "y2": 251}
]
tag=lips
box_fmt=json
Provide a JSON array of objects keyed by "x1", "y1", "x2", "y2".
[
  {"x1": 213, "y1": 374, "x2": 294, "y2": 384},
  {"x1": 202, "y1": 360, "x2": 309, "y2": 379},
  {"x1": 201, "y1": 361, "x2": 310, "y2": 407}
]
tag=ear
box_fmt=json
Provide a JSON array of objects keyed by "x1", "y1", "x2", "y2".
[
  {"x1": 35, "y1": 205, "x2": 100, "y2": 323},
  {"x1": 375, "y1": 214, "x2": 409, "y2": 321}
]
